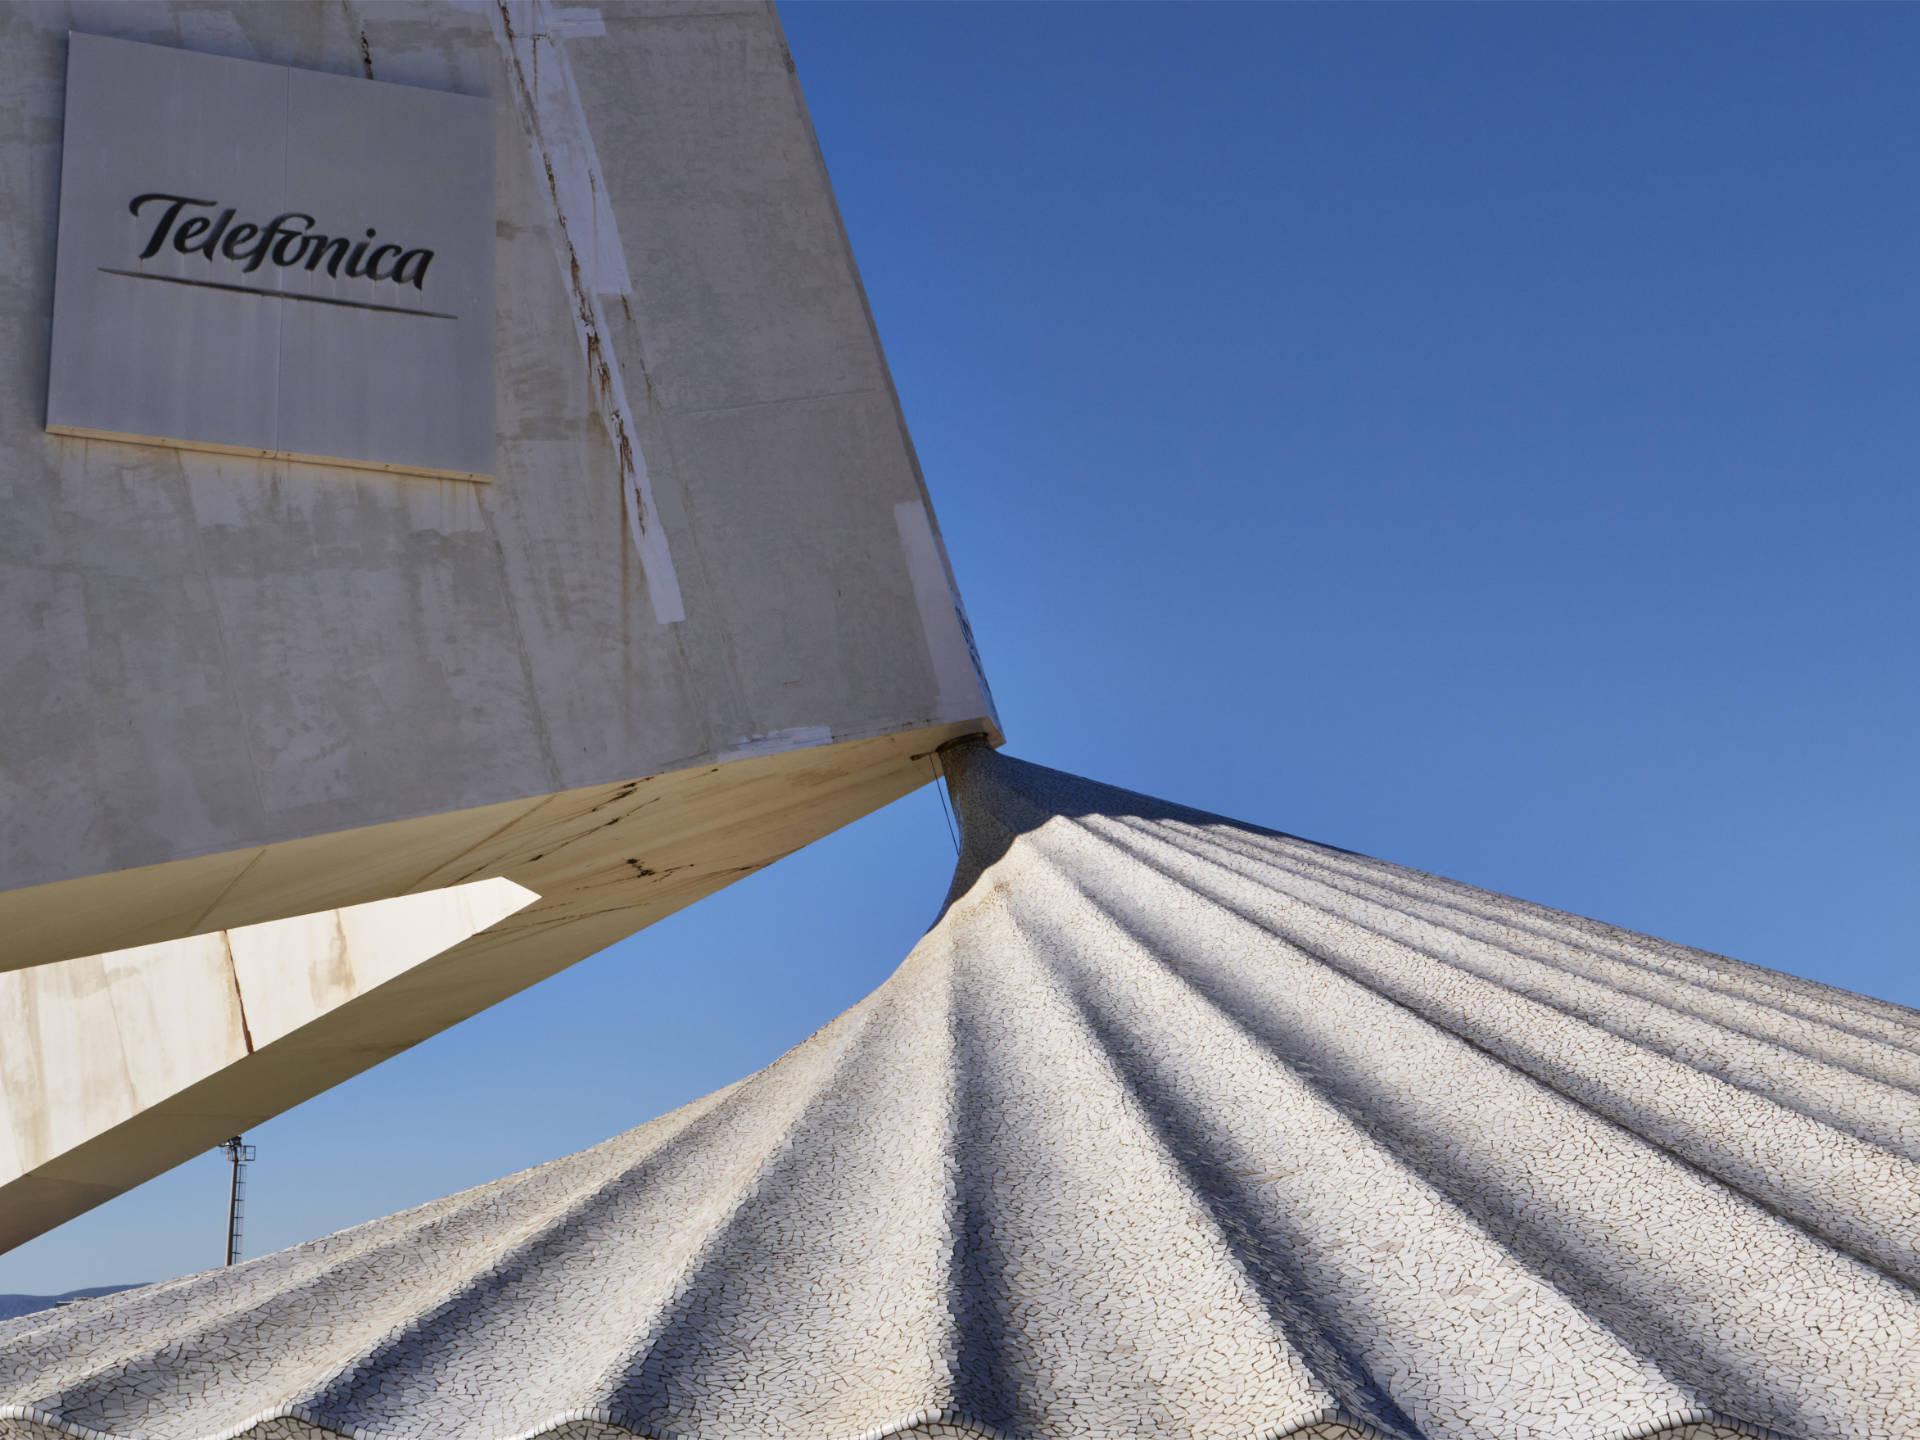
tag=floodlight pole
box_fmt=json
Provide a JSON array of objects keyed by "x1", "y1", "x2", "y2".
[{"x1": 219, "y1": 1136, "x2": 255, "y2": 1266}]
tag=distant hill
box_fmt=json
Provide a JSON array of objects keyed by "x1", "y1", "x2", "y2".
[{"x1": 0, "y1": 1286, "x2": 142, "y2": 1322}]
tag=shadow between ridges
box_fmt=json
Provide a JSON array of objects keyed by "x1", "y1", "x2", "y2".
[{"x1": 1027, "y1": 861, "x2": 1821, "y2": 1440}]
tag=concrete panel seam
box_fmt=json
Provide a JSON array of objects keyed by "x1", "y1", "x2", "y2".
[
  {"x1": 218, "y1": 933, "x2": 254, "y2": 1056},
  {"x1": 671, "y1": 384, "x2": 885, "y2": 421},
  {"x1": 185, "y1": 848, "x2": 269, "y2": 938},
  {"x1": 489, "y1": 0, "x2": 685, "y2": 624}
]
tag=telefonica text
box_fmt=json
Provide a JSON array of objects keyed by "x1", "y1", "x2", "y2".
[{"x1": 130, "y1": 193, "x2": 436, "y2": 289}]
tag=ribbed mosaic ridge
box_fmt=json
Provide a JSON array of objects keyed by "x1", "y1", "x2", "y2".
[{"x1": 4, "y1": 746, "x2": 1918, "y2": 1440}]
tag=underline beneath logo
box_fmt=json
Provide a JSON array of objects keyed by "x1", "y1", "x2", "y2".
[{"x1": 98, "y1": 267, "x2": 457, "y2": 320}]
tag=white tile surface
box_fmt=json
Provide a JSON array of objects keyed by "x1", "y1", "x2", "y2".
[{"x1": 3, "y1": 746, "x2": 1915, "y2": 1440}]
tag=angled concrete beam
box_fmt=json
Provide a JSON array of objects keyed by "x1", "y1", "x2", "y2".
[
  {"x1": 0, "y1": 879, "x2": 540, "y2": 1251},
  {"x1": 0, "y1": 723, "x2": 977, "y2": 1251}
]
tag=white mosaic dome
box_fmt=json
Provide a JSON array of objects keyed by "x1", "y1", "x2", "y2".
[{"x1": 4, "y1": 745, "x2": 1918, "y2": 1440}]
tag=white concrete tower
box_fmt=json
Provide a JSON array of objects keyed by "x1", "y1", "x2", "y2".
[{"x1": 0, "y1": 0, "x2": 998, "y2": 1250}]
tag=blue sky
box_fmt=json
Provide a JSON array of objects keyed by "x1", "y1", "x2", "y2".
[{"x1": 6, "y1": 2, "x2": 1918, "y2": 1294}]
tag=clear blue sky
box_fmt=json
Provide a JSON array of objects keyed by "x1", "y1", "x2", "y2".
[{"x1": 7, "y1": 2, "x2": 1917, "y2": 1294}]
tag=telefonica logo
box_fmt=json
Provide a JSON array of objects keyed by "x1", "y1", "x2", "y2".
[
  {"x1": 98, "y1": 192, "x2": 456, "y2": 320},
  {"x1": 130, "y1": 193, "x2": 437, "y2": 287}
]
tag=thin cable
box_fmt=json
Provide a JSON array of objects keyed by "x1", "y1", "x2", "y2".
[{"x1": 931, "y1": 752, "x2": 960, "y2": 855}]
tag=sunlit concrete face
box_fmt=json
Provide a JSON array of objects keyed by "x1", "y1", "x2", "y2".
[
  {"x1": 0, "y1": 879, "x2": 540, "y2": 1253},
  {"x1": 0, "y1": 0, "x2": 997, "y2": 1248}
]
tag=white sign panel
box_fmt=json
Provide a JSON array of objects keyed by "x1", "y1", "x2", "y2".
[{"x1": 47, "y1": 34, "x2": 494, "y2": 480}]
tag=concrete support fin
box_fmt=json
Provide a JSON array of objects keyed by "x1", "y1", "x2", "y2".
[
  {"x1": 0, "y1": 724, "x2": 989, "y2": 1253},
  {"x1": 0, "y1": 879, "x2": 537, "y2": 1252}
]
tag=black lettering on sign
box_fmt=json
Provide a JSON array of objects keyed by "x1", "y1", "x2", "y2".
[{"x1": 126, "y1": 193, "x2": 439, "y2": 292}]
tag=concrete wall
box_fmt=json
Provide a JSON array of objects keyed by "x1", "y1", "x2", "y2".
[
  {"x1": 0, "y1": 0, "x2": 994, "y2": 958},
  {"x1": 0, "y1": 0, "x2": 998, "y2": 1245}
]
